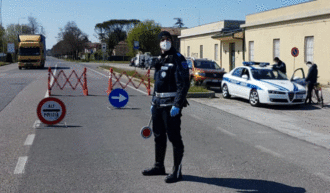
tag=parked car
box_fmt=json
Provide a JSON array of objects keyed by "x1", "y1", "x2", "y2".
[
  {"x1": 186, "y1": 57, "x2": 225, "y2": 89},
  {"x1": 221, "y1": 62, "x2": 307, "y2": 106},
  {"x1": 145, "y1": 56, "x2": 159, "y2": 69},
  {"x1": 134, "y1": 53, "x2": 152, "y2": 68}
]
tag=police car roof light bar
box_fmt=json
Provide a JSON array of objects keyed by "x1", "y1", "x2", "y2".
[{"x1": 243, "y1": 61, "x2": 270, "y2": 67}]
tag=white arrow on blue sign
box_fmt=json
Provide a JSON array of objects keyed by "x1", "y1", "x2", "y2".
[{"x1": 109, "y1": 88, "x2": 129, "y2": 108}]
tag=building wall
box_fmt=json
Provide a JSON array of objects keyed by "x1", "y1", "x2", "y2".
[
  {"x1": 222, "y1": 40, "x2": 244, "y2": 72},
  {"x1": 180, "y1": 20, "x2": 245, "y2": 71},
  {"x1": 180, "y1": 34, "x2": 221, "y2": 61},
  {"x1": 244, "y1": 0, "x2": 330, "y2": 84}
]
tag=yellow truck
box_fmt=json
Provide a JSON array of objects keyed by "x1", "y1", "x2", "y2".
[{"x1": 18, "y1": 34, "x2": 46, "y2": 69}]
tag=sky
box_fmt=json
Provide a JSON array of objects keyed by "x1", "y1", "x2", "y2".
[{"x1": 2, "y1": 0, "x2": 311, "y2": 49}]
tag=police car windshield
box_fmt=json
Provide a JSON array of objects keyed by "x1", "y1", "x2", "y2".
[
  {"x1": 251, "y1": 69, "x2": 288, "y2": 80},
  {"x1": 194, "y1": 60, "x2": 220, "y2": 69}
]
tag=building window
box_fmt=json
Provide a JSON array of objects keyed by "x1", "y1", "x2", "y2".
[
  {"x1": 214, "y1": 44, "x2": 219, "y2": 61},
  {"x1": 273, "y1": 39, "x2": 280, "y2": 58},
  {"x1": 187, "y1": 46, "x2": 190, "y2": 57},
  {"x1": 305, "y1": 36, "x2": 314, "y2": 62},
  {"x1": 249, "y1": 41, "x2": 254, "y2": 61},
  {"x1": 200, "y1": 45, "x2": 203, "y2": 58}
]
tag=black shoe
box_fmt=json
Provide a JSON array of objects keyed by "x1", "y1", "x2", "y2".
[
  {"x1": 165, "y1": 165, "x2": 182, "y2": 183},
  {"x1": 142, "y1": 166, "x2": 166, "y2": 176}
]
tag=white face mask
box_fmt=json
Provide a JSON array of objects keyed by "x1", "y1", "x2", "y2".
[
  {"x1": 160, "y1": 40, "x2": 171, "y2": 51},
  {"x1": 307, "y1": 64, "x2": 312, "y2": 68}
]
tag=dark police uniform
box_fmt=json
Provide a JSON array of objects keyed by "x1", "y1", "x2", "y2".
[
  {"x1": 145, "y1": 46, "x2": 190, "y2": 182},
  {"x1": 273, "y1": 60, "x2": 287, "y2": 74},
  {"x1": 305, "y1": 64, "x2": 318, "y2": 104}
]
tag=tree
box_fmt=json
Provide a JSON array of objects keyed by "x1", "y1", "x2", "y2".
[
  {"x1": 174, "y1": 18, "x2": 184, "y2": 28},
  {"x1": 56, "y1": 21, "x2": 89, "y2": 60},
  {"x1": 95, "y1": 19, "x2": 140, "y2": 57},
  {"x1": 126, "y1": 20, "x2": 161, "y2": 57},
  {"x1": 0, "y1": 25, "x2": 6, "y2": 53},
  {"x1": 5, "y1": 24, "x2": 20, "y2": 52},
  {"x1": 28, "y1": 16, "x2": 39, "y2": 34}
]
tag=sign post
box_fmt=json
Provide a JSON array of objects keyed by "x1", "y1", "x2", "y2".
[
  {"x1": 37, "y1": 97, "x2": 66, "y2": 125},
  {"x1": 108, "y1": 88, "x2": 129, "y2": 108},
  {"x1": 102, "y1": 43, "x2": 107, "y2": 61},
  {"x1": 291, "y1": 47, "x2": 299, "y2": 71},
  {"x1": 134, "y1": 41, "x2": 140, "y2": 50},
  {"x1": 7, "y1": 43, "x2": 15, "y2": 53}
]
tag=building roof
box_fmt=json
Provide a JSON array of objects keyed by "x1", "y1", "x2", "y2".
[
  {"x1": 179, "y1": 20, "x2": 245, "y2": 39},
  {"x1": 211, "y1": 28, "x2": 244, "y2": 40},
  {"x1": 117, "y1": 41, "x2": 128, "y2": 45},
  {"x1": 86, "y1": 42, "x2": 101, "y2": 49},
  {"x1": 161, "y1": 28, "x2": 181, "y2": 36}
]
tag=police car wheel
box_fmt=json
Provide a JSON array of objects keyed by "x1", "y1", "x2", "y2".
[
  {"x1": 249, "y1": 89, "x2": 260, "y2": 107},
  {"x1": 222, "y1": 84, "x2": 230, "y2": 98}
]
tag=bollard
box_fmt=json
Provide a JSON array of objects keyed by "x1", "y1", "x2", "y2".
[
  {"x1": 83, "y1": 67, "x2": 88, "y2": 96},
  {"x1": 107, "y1": 68, "x2": 113, "y2": 95}
]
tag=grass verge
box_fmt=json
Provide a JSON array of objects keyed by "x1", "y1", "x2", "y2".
[
  {"x1": 100, "y1": 65, "x2": 210, "y2": 93},
  {"x1": 100, "y1": 65, "x2": 155, "y2": 83},
  {"x1": 0, "y1": 62, "x2": 10, "y2": 67}
]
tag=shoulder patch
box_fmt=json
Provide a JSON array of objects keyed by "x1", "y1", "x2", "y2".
[
  {"x1": 181, "y1": 61, "x2": 188, "y2": 69},
  {"x1": 177, "y1": 52, "x2": 181, "y2": 57}
]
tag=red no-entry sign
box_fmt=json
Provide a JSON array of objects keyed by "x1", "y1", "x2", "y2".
[
  {"x1": 291, "y1": 47, "x2": 299, "y2": 57},
  {"x1": 37, "y1": 97, "x2": 66, "y2": 125}
]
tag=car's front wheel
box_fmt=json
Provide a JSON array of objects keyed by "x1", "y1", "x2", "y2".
[
  {"x1": 222, "y1": 84, "x2": 230, "y2": 98},
  {"x1": 249, "y1": 89, "x2": 260, "y2": 107}
]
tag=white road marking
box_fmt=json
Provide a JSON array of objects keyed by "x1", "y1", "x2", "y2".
[
  {"x1": 33, "y1": 120, "x2": 41, "y2": 129},
  {"x1": 45, "y1": 64, "x2": 58, "y2": 98},
  {"x1": 255, "y1": 145, "x2": 283, "y2": 158},
  {"x1": 315, "y1": 172, "x2": 330, "y2": 182},
  {"x1": 86, "y1": 67, "x2": 148, "y2": 95},
  {"x1": 217, "y1": 127, "x2": 236, "y2": 137},
  {"x1": 14, "y1": 156, "x2": 28, "y2": 174},
  {"x1": 24, "y1": 134, "x2": 35, "y2": 146}
]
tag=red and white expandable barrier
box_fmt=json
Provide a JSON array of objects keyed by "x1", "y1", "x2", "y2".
[
  {"x1": 106, "y1": 68, "x2": 151, "y2": 96},
  {"x1": 48, "y1": 67, "x2": 88, "y2": 96}
]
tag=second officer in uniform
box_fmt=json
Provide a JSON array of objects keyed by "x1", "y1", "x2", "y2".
[{"x1": 142, "y1": 31, "x2": 190, "y2": 183}]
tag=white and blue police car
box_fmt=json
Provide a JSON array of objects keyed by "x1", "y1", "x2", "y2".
[{"x1": 221, "y1": 62, "x2": 307, "y2": 106}]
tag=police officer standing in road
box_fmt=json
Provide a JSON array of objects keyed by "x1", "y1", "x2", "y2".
[
  {"x1": 273, "y1": 57, "x2": 287, "y2": 74},
  {"x1": 305, "y1": 61, "x2": 318, "y2": 104},
  {"x1": 142, "y1": 31, "x2": 190, "y2": 183}
]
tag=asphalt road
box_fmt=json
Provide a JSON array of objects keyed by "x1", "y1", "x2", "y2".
[{"x1": 1, "y1": 57, "x2": 330, "y2": 192}]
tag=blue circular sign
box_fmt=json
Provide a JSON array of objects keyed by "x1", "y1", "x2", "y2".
[{"x1": 109, "y1": 88, "x2": 129, "y2": 108}]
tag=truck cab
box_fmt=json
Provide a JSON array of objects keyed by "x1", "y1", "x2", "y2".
[{"x1": 18, "y1": 34, "x2": 46, "y2": 69}]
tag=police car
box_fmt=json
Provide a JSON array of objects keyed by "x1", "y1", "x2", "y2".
[{"x1": 221, "y1": 62, "x2": 307, "y2": 106}]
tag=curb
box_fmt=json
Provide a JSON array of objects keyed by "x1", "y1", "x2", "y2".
[{"x1": 187, "y1": 91, "x2": 215, "y2": 98}]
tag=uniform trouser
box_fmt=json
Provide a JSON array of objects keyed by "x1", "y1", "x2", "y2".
[
  {"x1": 152, "y1": 106, "x2": 184, "y2": 168},
  {"x1": 306, "y1": 82, "x2": 314, "y2": 103}
]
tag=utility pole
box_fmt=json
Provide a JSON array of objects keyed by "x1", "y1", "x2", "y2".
[{"x1": 0, "y1": 0, "x2": 4, "y2": 61}]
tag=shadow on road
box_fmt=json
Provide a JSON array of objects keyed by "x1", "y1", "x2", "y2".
[
  {"x1": 107, "y1": 106, "x2": 141, "y2": 110},
  {"x1": 21, "y1": 67, "x2": 71, "y2": 70},
  {"x1": 37, "y1": 125, "x2": 82, "y2": 129},
  {"x1": 183, "y1": 175, "x2": 306, "y2": 193}
]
